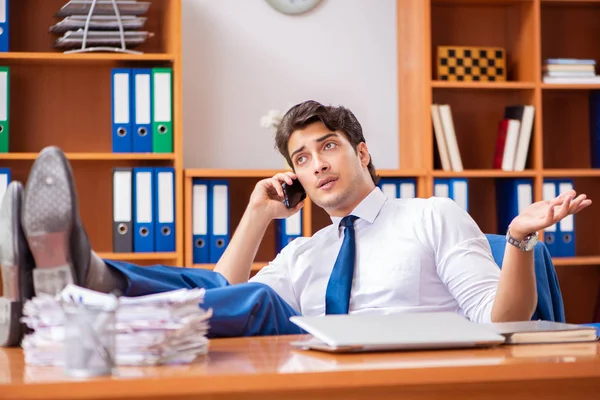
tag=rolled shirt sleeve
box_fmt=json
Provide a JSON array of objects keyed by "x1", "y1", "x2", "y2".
[{"x1": 426, "y1": 197, "x2": 501, "y2": 323}]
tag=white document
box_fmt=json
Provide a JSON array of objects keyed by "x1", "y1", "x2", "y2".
[{"x1": 21, "y1": 284, "x2": 212, "y2": 367}]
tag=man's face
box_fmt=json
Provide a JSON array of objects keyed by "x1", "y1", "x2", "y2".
[{"x1": 287, "y1": 121, "x2": 372, "y2": 215}]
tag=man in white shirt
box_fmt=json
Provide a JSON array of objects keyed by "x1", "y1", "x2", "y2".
[
  {"x1": 215, "y1": 100, "x2": 590, "y2": 323},
  {"x1": 0, "y1": 101, "x2": 591, "y2": 346}
]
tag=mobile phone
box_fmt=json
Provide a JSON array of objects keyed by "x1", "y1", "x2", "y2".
[{"x1": 282, "y1": 179, "x2": 306, "y2": 209}]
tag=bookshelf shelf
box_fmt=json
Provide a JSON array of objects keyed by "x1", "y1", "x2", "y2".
[
  {"x1": 544, "y1": 169, "x2": 600, "y2": 177},
  {"x1": 431, "y1": 81, "x2": 536, "y2": 90},
  {"x1": 553, "y1": 256, "x2": 600, "y2": 267},
  {"x1": 541, "y1": 0, "x2": 600, "y2": 6},
  {"x1": 541, "y1": 84, "x2": 600, "y2": 90},
  {"x1": 378, "y1": 169, "x2": 427, "y2": 177},
  {"x1": 432, "y1": 170, "x2": 538, "y2": 178},
  {"x1": 0, "y1": 153, "x2": 176, "y2": 161},
  {"x1": 0, "y1": 52, "x2": 176, "y2": 64}
]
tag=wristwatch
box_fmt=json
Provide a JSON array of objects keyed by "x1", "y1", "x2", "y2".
[{"x1": 506, "y1": 229, "x2": 539, "y2": 252}]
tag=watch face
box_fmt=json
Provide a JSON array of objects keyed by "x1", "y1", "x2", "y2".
[
  {"x1": 524, "y1": 234, "x2": 539, "y2": 251},
  {"x1": 265, "y1": 0, "x2": 323, "y2": 15}
]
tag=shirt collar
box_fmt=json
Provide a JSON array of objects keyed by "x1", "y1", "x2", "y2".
[{"x1": 330, "y1": 187, "x2": 387, "y2": 236}]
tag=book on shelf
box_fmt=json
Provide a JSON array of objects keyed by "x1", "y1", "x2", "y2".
[
  {"x1": 430, "y1": 104, "x2": 451, "y2": 171},
  {"x1": 493, "y1": 105, "x2": 534, "y2": 171},
  {"x1": 430, "y1": 104, "x2": 462, "y2": 172},
  {"x1": 543, "y1": 58, "x2": 600, "y2": 84},
  {"x1": 493, "y1": 119, "x2": 520, "y2": 171}
]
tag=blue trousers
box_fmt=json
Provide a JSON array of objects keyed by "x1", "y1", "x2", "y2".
[{"x1": 104, "y1": 261, "x2": 304, "y2": 338}]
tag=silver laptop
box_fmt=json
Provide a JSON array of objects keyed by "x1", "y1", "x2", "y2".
[{"x1": 289, "y1": 312, "x2": 506, "y2": 353}]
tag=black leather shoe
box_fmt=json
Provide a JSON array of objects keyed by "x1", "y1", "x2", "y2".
[
  {"x1": 0, "y1": 181, "x2": 35, "y2": 347},
  {"x1": 21, "y1": 146, "x2": 91, "y2": 296}
]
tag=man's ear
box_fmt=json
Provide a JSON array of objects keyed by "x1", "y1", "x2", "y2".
[{"x1": 357, "y1": 142, "x2": 370, "y2": 167}]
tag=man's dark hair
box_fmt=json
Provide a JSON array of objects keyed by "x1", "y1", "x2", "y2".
[{"x1": 274, "y1": 100, "x2": 379, "y2": 185}]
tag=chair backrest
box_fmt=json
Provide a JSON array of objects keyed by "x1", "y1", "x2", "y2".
[{"x1": 484, "y1": 233, "x2": 565, "y2": 322}]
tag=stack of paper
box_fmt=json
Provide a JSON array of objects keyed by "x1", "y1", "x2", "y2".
[
  {"x1": 50, "y1": 1, "x2": 154, "y2": 50},
  {"x1": 21, "y1": 284, "x2": 212, "y2": 366}
]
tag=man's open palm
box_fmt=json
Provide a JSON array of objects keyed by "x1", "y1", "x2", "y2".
[{"x1": 510, "y1": 189, "x2": 592, "y2": 237}]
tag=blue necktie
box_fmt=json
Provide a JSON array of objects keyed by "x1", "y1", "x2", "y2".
[{"x1": 325, "y1": 215, "x2": 359, "y2": 315}]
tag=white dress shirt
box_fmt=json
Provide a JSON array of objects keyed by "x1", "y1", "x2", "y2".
[{"x1": 249, "y1": 187, "x2": 501, "y2": 323}]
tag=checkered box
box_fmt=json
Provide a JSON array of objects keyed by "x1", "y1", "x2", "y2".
[{"x1": 436, "y1": 46, "x2": 507, "y2": 82}]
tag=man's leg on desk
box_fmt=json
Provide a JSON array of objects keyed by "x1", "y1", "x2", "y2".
[{"x1": 0, "y1": 147, "x2": 302, "y2": 347}]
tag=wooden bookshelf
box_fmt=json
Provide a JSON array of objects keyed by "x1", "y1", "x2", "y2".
[
  {"x1": 3, "y1": 0, "x2": 184, "y2": 266},
  {"x1": 398, "y1": 0, "x2": 600, "y2": 323}
]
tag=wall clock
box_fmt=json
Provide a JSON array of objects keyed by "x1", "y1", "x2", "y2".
[{"x1": 265, "y1": 0, "x2": 323, "y2": 15}]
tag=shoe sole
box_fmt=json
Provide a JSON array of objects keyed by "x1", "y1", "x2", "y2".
[
  {"x1": 0, "y1": 183, "x2": 24, "y2": 346},
  {"x1": 22, "y1": 147, "x2": 76, "y2": 296}
]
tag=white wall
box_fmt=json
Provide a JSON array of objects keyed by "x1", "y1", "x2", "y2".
[{"x1": 181, "y1": 0, "x2": 399, "y2": 169}]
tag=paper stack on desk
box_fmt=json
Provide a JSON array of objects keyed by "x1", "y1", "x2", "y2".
[{"x1": 20, "y1": 284, "x2": 212, "y2": 366}]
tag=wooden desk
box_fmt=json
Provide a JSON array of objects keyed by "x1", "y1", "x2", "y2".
[{"x1": 1, "y1": 335, "x2": 600, "y2": 400}]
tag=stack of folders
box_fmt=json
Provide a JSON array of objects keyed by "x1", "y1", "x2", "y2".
[
  {"x1": 495, "y1": 178, "x2": 533, "y2": 234},
  {"x1": 111, "y1": 67, "x2": 174, "y2": 153},
  {"x1": 275, "y1": 210, "x2": 303, "y2": 253},
  {"x1": 430, "y1": 104, "x2": 463, "y2": 172},
  {"x1": 0, "y1": 167, "x2": 9, "y2": 204},
  {"x1": 492, "y1": 105, "x2": 535, "y2": 171},
  {"x1": 192, "y1": 179, "x2": 230, "y2": 264},
  {"x1": 542, "y1": 179, "x2": 576, "y2": 257},
  {"x1": 0, "y1": 66, "x2": 9, "y2": 153},
  {"x1": 433, "y1": 178, "x2": 468, "y2": 212},
  {"x1": 112, "y1": 167, "x2": 176, "y2": 253},
  {"x1": 377, "y1": 178, "x2": 417, "y2": 200},
  {"x1": 542, "y1": 58, "x2": 600, "y2": 84},
  {"x1": 50, "y1": 1, "x2": 154, "y2": 50},
  {"x1": 21, "y1": 284, "x2": 212, "y2": 367}
]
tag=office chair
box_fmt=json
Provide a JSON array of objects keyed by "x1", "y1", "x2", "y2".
[{"x1": 485, "y1": 233, "x2": 566, "y2": 323}]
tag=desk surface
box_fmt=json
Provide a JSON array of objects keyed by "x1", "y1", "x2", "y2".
[{"x1": 2, "y1": 335, "x2": 600, "y2": 400}]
